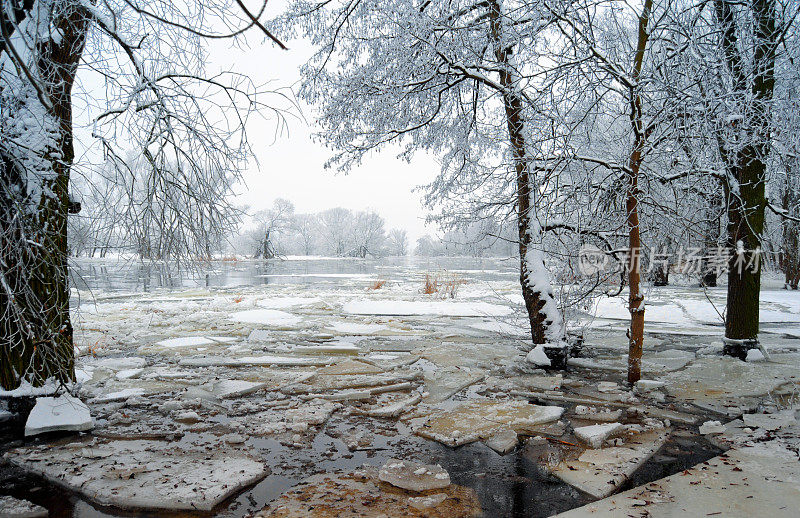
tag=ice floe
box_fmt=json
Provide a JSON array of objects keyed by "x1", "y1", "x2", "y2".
[{"x1": 24, "y1": 394, "x2": 93, "y2": 437}]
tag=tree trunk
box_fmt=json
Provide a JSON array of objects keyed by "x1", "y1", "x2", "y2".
[
  {"x1": 0, "y1": 6, "x2": 89, "y2": 390},
  {"x1": 714, "y1": 0, "x2": 777, "y2": 357},
  {"x1": 488, "y1": 0, "x2": 565, "y2": 364},
  {"x1": 623, "y1": 0, "x2": 653, "y2": 384},
  {"x1": 780, "y1": 167, "x2": 799, "y2": 289},
  {"x1": 700, "y1": 190, "x2": 722, "y2": 287}
]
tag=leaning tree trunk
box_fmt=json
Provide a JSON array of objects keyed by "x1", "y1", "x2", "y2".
[
  {"x1": 714, "y1": 0, "x2": 776, "y2": 358},
  {"x1": 488, "y1": 0, "x2": 565, "y2": 364},
  {"x1": 0, "y1": 4, "x2": 89, "y2": 390}
]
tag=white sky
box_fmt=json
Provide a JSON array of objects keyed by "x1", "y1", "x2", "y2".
[
  {"x1": 207, "y1": 32, "x2": 439, "y2": 245},
  {"x1": 71, "y1": 11, "x2": 439, "y2": 247}
]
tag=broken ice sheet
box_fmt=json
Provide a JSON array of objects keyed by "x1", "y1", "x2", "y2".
[
  {"x1": 315, "y1": 358, "x2": 385, "y2": 376},
  {"x1": 230, "y1": 308, "x2": 302, "y2": 327},
  {"x1": 556, "y1": 442, "x2": 800, "y2": 517},
  {"x1": 5, "y1": 439, "x2": 267, "y2": 511},
  {"x1": 207, "y1": 379, "x2": 269, "y2": 399},
  {"x1": 328, "y1": 322, "x2": 388, "y2": 334},
  {"x1": 291, "y1": 340, "x2": 360, "y2": 355},
  {"x1": 358, "y1": 393, "x2": 423, "y2": 418},
  {"x1": 25, "y1": 394, "x2": 93, "y2": 437},
  {"x1": 255, "y1": 467, "x2": 481, "y2": 517},
  {"x1": 414, "y1": 399, "x2": 564, "y2": 447},
  {"x1": 422, "y1": 367, "x2": 486, "y2": 404},
  {"x1": 660, "y1": 356, "x2": 800, "y2": 402},
  {"x1": 573, "y1": 422, "x2": 623, "y2": 448},
  {"x1": 483, "y1": 428, "x2": 519, "y2": 454},
  {"x1": 0, "y1": 496, "x2": 48, "y2": 518},
  {"x1": 549, "y1": 430, "x2": 670, "y2": 499},
  {"x1": 343, "y1": 299, "x2": 514, "y2": 317},
  {"x1": 378, "y1": 458, "x2": 450, "y2": 491},
  {"x1": 237, "y1": 398, "x2": 339, "y2": 438}
]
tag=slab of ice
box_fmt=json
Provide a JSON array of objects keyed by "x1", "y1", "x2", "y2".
[
  {"x1": 742, "y1": 411, "x2": 796, "y2": 431},
  {"x1": 256, "y1": 297, "x2": 321, "y2": 309},
  {"x1": 154, "y1": 336, "x2": 215, "y2": 348},
  {"x1": 292, "y1": 341, "x2": 360, "y2": 355},
  {"x1": 231, "y1": 309, "x2": 301, "y2": 326},
  {"x1": 408, "y1": 493, "x2": 448, "y2": 510},
  {"x1": 5, "y1": 440, "x2": 267, "y2": 511},
  {"x1": 115, "y1": 369, "x2": 143, "y2": 380},
  {"x1": 554, "y1": 442, "x2": 800, "y2": 517},
  {"x1": 661, "y1": 356, "x2": 800, "y2": 402},
  {"x1": 209, "y1": 380, "x2": 268, "y2": 399},
  {"x1": 699, "y1": 420, "x2": 725, "y2": 434},
  {"x1": 255, "y1": 468, "x2": 480, "y2": 517},
  {"x1": 93, "y1": 388, "x2": 146, "y2": 403},
  {"x1": 415, "y1": 400, "x2": 564, "y2": 447},
  {"x1": 378, "y1": 459, "x2": 451, "y2": 492},
  {"x1": 179, "y1": 355, "x2": 327, "y2": 367},
  {"x1": 25, "y1": 394, "x2": 93, "y2": 437},
  {"x1": 550, "y1": 430, "x2": 670, "y2": 499},
  {"x1": 634, "y1": 379, "x2": 665, "y2": 392},
  {"x1": 317, "y1": 358, "x2": 385, "y2": 375},
  {"x1": 573, "y1": 423, "x2": 623, "y2": 448},
  {"x1": 0, "y1": 496, "x2": 48, "y2": 518},
  {"x1": 342, "y1": 300, "x2": 513, "y2": 317},
  {"x1": 93, "y1": 357, "x2": 146, "y2": 371},
  {"x1": 329, "y1": 322, "x2": 388, "y2": 334},
  {"x1": 360, "y1": 394, "x2": 422, "y2": 418},
  {"x1": 484, "y1": 429, "x2": 519, "y2": 455},
  {"x1": 423, "y1": 369, "x2": 486, "y2": 404}
]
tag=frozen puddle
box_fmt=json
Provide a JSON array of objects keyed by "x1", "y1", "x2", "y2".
[{"x1": 4, "y1": 439, "x2": 267, "y2": 511}]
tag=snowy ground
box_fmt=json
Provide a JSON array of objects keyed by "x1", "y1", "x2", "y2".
[{"x1": 2, "y1": 257, "x2": 799, "y2": 517}]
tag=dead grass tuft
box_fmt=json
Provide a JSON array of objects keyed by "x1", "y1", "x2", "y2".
[
  {"x1": 422, "y1": 272, "x2": 466, "y2": 298},
  {"x1": 369, "y1": 279, "x2": 387, "y2": 290}
]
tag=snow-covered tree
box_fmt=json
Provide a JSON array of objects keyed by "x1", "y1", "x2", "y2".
[
  {"x1": 0, "y1": 1, "x2": 286, "y2": 390},
  {"x1": 252, "y1": 198, "x2": 295, "y2": 258},
  {"x1": 387, "y1": 229, "x2": 409, "y2": 256},
  {"x1": 291, "y1": 213, "x2": 319, "y2": 256},
  {"x1": 350, "y1": 210, "x2": 386, "y2": 257},
  {"x1": 279, "y1": 0, "x2": 570, "y2": 360}
]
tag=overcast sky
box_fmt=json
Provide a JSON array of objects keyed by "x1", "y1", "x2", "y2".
[{"x1": 207, "y1": 31, "x2": 439, "y2": 245}]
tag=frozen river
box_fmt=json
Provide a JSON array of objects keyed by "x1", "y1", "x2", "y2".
[
  {"x1": 69, "y1": 256, "x2": 521, "y2": 293},
  {"x1": 2, "y1": 256, "x2": 798, "y2": 517}
]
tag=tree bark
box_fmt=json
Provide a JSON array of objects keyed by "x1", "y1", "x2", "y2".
[{"x1": 0, "y1": 5, "x2": 89, "y2": 390}]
